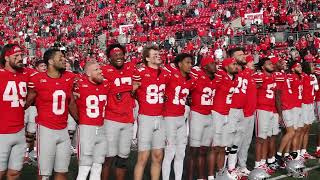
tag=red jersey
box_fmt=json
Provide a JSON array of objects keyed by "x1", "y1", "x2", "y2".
[
  {"x1": 102, "y1": 62, "x2": 135, "y2": 123},
  {"x1": 28, "y1": 71, "x2": 75, "y2": 130},
  {"x1": 231, "y1": 68, "x2": 249, "y2": 109},
  {"x1": 274, "y1": 71, "x2": 295, "y2": 110},
  {"x1": 287, "y1": 73, "x2": 303, "y2": 107},
  {"x1": 163, "y1": 68, "x2": 195, "y2": 117},
  {"x1": 302, "y1": 73, "x2": 318, "y2": 104},
  {"x1": 75, "y1": 77, "x2": 109, "y2": 126},
  {"x1": 253, "y1": 72, "x2": 277, "y2": 112},
  {"x1": 243, "y1": 68, "x2": 257, "y2": 117},
  {"x1": 212, "y1": 70, "x2": 237, "y2": 115},
  {"x1": 190, "y1": 67, "x2": 217, "y2": 115},
  {"x1": 133, "y1": 66, "x2": 170, "y2": 116},
  {"x1": 0, "y1": 69, "x2": 28, "y2": 134}
]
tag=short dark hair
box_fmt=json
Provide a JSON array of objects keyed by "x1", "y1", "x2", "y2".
[
  {"x1": 35, "y1": 60, "x2": 46, "y2": 67},
  {"x1": 227, "y1": 47, "x2": 245, "y2": 58},
  {"x1": 257, "y1": 57, "x2": 270, "y2": 70},
  {"x1": 302, "y1": 61, "x2": 312, "y2": 75},
  {"x1": 0, "y1": 44, "x2": 21, "y2": 67},
  {"x1": 105, "y1": 44, "x2": 126, "y2": 58},
  {"x1": 174, "y1": 53, "x2": 193, "y2": 67},
  {"x1": 43, "y1": 48, "x2": 62, "y2": 66},
  {"x1": 142, "y1": 45, "x2": 159, "y2": 64}
]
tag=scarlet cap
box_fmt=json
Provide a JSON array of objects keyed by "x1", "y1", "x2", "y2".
[
  {"x1": 5, "y1": 46, "x2": 23, "y2": 57},
  {"x1": 222, "y1": 57, "x2": 236, "y2": 67},
  {"x1": 270, "y1": 56, "x2": 279, "y2": 64},
  {"x1": 245, "y1": 55, "x2": 254, "y2": 63},
  {"x1": 201, "y1": 56, "x2": 215, "y2": 67}
]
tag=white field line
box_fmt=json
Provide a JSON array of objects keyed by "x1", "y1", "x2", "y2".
[{"x1": 269, "y1": 164, "x2": 320, "y2": 180}]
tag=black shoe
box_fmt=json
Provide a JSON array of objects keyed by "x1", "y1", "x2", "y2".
[{"x1": 267, "y1": 161, "x2": 280, "y2": 171}]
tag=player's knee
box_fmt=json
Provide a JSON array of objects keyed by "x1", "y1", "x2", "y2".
[
  {"x1": 199, "y1": 146, "x2": 209, "y2": 156},
  {"x1": 287, "y1": 129, "x2": 295, "y2": 138},
  {"x1": 255, "y1": 137, "x2": 264, "y2": 144},
  {"x1": 114, "y1": 156, "x2": 128, "y2": 169},
  {"x1": 6, "y1": 169, "x2": 20, "y2": 178},
  {"x1": 151, "y1": 150, "x2": 163, "y2": 163},
  {"x1": 0, "y1": 171, "x2": 6, "y2": 178}
]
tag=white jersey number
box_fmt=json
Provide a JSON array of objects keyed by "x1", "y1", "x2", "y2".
[
  {"x1": 201, "y1": 87, "x2": 215, "y2": 105},
  {"x1": 146, "y1": 84, "x2": 165, "y2": 104},
  {"x1": 266, "y1": 83, "x2": 276, "y2": 99},
  {"x1": 173, "y1": 86, "x2": 189, "y2": 105},
  {"x1": 86, "y1": 95, "x2": 107, "y2": 118},
  {"x1": 226, "y1": 87, "x2": 235, "y2": 104},
  {"x1": 52, "y1": 90, "x2": 66, "y2": 115},
  {"x1": 3, "y1": 81, "x2": 27, "y2": 107},
  {"x1": 114, "y1": 77, "x2": 132, "y2": 87},
  {"x1": 234, "y1": 77, "x2": 248, "y2": 94},
  {"x1": 298, "y1": 85, "x2": 303, "y2": 100},
  {"x1": 286, "y1": 79, "x2": 292, "y2": 94}
]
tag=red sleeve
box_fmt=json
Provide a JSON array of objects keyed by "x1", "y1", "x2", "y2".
[
  {"x1": 253, "y1": 73, "x2": 263, "y2": 83},
  {"x1": 132, "y1": 68, "x2": 142, "y2": 82}
]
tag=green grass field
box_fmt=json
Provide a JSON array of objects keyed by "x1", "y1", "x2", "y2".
[{"x1": 20, "y1": 124, "x2": 320, "y2": 180}]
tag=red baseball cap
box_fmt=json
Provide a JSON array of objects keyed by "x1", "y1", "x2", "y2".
[
  {"x1": 245, "y1": 55, "x2": 254, "y2": 63},
  {"x1": 222, "y1": 57, "x2": 236, "y2": 67},
  {"x1": 201, "y1": 56, "x2": 215, "y2": 67}
]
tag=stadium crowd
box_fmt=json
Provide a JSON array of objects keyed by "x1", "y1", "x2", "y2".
[{"x1": 0, "y1": 0, "x2": 320, "y2": 180}]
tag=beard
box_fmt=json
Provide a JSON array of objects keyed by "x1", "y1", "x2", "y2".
[
  {"x1": 265, "y1": 68, "x2": 274, "y2": 73},
  {"x1": 10, "y1": 61, "x2": 24, "y2": 70}
]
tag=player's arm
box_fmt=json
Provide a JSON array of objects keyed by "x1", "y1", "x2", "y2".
[
  {"x1": 25, "y1": 87, "x2": 37, "y2": 110},
  {"x1": 69, "y1": 93, "x2": 79, "y2": 124}
]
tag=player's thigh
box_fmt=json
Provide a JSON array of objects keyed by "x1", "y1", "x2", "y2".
[
  {"x1": 93, "y1": 133, "x2": 108, "y2": 164},
  {"x1": 0, "y1": 133, "x2": 16, "y2": 171},
  {"x1": 201, "y1": 119, "x2": 214, "y2": 147},
  {"x1": 283, "y1": 109, "x2": 294, "y2": 128},
  {"x1": 119, "y1": 123, "x2": 133, "y2": 158},
  {"x1": 189, "y1": 111, "x2": 207, "y2": 147},
  {"x1": 152, "y1": 116, "x2": 166, "y2": 150},
  {"x1": 176, "y1": 117, "x2": 188, "y2": 146},
  {"x1": 37, "y1": 125, "x2": 57, "y2": 176},
  {"x1": 271, "y1": 113, "x2": 280, "y2": 136},
  {"x1": 8, "y1": 129, "x2": 25, "y2": 171},
  {"x1": 54, "y1": 128, "x2": 71, "y2": 173},
  {"x1": 104, "y1": 120, "x2": 121, "y2": 157},
  {"x1": 164, "y1": 116, "x2": 179, "y2": 146},
  {"x1": 137, "y1": 115, "x2": 154, "y2": 151},
  {"x1": 78, "y1": 125, "x2": 96, "y2": 166},
  {"x1": 255, "y1": 110, "x2": 272, "y2": 139},
  {"x1": 212, "y1": 111, "x2": 228, "y2": 147}
]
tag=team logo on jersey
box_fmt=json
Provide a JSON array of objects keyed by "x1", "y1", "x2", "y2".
[
  {"x1": 66, "y1": 78, "x2": 71, "y2": 82},
  {"x1": 40, "y1": 79, "x2": 47, "y2": 83},
  {"x1": 174, "y1": 74, "x2": 179, "y2": 78},
  {"x1": 201, "y1": 76, "x2": 206, "y2": 79},
  {"x1": 82, "y1": 84, "x2": 88, "y2": 88},
  {"x1": 144, "y1": 74, "x2": 150, "y2": 77},
  {"x1": 106, "y1": 69, "x2": 113, "y2": 72}
]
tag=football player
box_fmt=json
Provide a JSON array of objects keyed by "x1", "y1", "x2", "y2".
[
  {"x1": 24, "y1": 60, "x2": 47, "y2": 162},
  {"x1": 26, "y1": 48, "x2": 78, "y2": 180},
  {"x1": 186, "y1": 56, "x2": 217, "y2": 180},
  {"x1": 162, "y1": 53, "x2": 195, "y2": 180},
  {"x1": 239, "y1": 55, "x2": 257, "y2": 173},
  {"x1": 75, "y1": 61, "x2": 108, "y2": 180},
  {"x1": 101, "y1": 44, "x2": 135, "y2": 180},
  {"x1": 253, "y1": 58, "x2": 278, "y2": 174},
  {"x1": 0, "y1": 44, "x2": 28, "y2": 180},
  {"x1": 285, "y1": 61, "x2": 304, "y2": 161},
  {"x1": 211, "y1": 57, "x2": 238, "y2": 176},
  {"x1": 133, "y1": 45, "x2": 168, "y2": 180},
  {"x1": 300, "y1": 61, "x2": 318, "y2": 159},
  {"x1": 225, "y1": 47, "x2": 248, "y2": 173}
]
